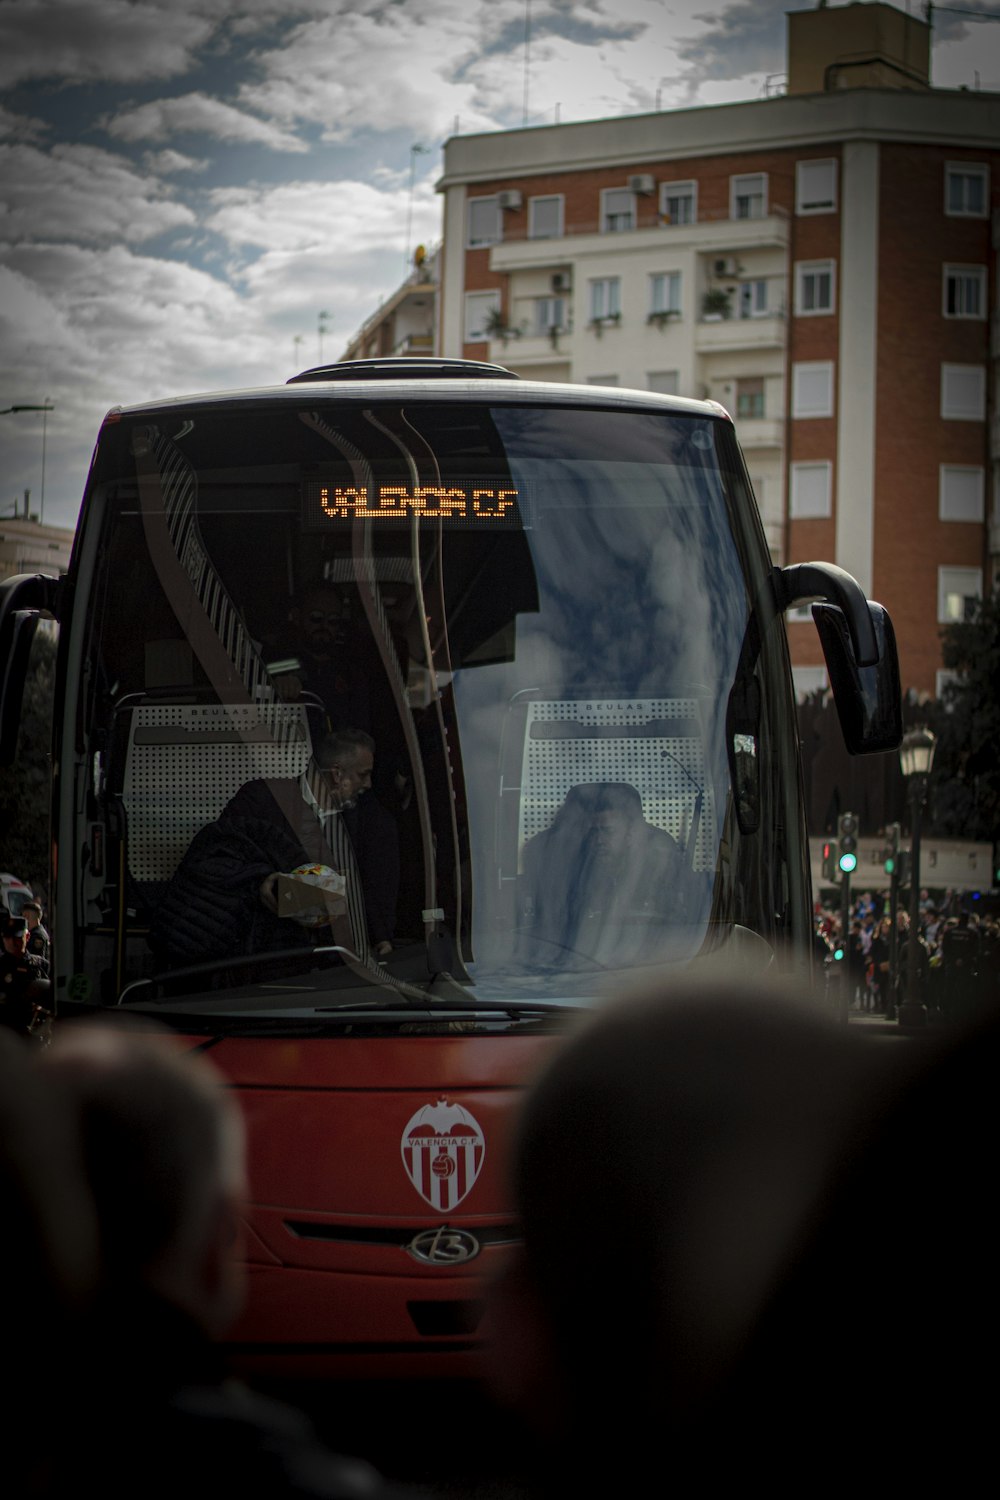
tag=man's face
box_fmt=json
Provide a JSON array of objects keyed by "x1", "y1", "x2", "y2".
[
  {"x1": 3, "y1": 930, "x2": 26, "y2": 957},
  {"x1": 592, "y1": 811, "x2": 631, "y2": 859},
  {"x1": 326, "y1": 747, "x2": 374, "y2": 809},
  {"x1": 23, "y1": 908, "x2": 39, "y2": 931},
  {"x1": 300, "y1": 593, "x2": 346, "y2": 655}
]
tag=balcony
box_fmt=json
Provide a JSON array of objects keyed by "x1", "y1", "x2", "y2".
[
  {"x1": 695, "y1": 313, "x2": 786, "y2": 354},
  {"x1": 734, "y1": 416, "x2": 785, "y2": 449},
  {"x1": 392, "y1": 331, "x2": 435, "y2": 356},
  {"x1": 490, "y1": 209, "x2": 790, "y2": 274},
  {"x1": 488, "y1": 329, "x2": 575, "y2": 367}
]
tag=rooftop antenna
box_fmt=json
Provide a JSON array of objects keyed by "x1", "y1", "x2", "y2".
[{"x1": 522, "y1": 0, "x2": 531, "y2": 126}]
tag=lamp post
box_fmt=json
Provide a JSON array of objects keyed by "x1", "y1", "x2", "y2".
[
  {"x1": 317, "y1": 311, "x2": 331, "y2": 364},
  {"x1": 898, "y1": 726, "x2": 936, "y2": 1029},
  {"x1": 405, "y1": 143, "x2": 429, "y2": 271}
]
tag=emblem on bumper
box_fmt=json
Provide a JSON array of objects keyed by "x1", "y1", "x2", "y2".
[{"x1": 406, "y1": 1227, "x2": 481, "y2": 1265}]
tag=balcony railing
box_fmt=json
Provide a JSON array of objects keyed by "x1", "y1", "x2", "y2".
[{"x1": 489, "y1": 202, "x2": 790, "y2": 245}]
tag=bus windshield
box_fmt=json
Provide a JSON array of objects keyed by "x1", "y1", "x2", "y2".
[{"x1": 68, "y1": 394, "x2": 803, "y2": 1019}]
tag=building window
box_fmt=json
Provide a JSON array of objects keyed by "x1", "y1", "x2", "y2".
[
  {"x1": 796, "y1": 158, "x2": 837, "y2": 215},
  {"x1": 586, "y1": 374, "x2": 619, "y2": 386},
  {"x1": 792, "y1": 666, "x2": 830, "y2": 702},
  {"x1": 601, "y1": 188, "x2": 635, "y2": 233},
  {"x1": 731, "y1": 172, "x2": 767, "y2": 220},
  {"x1": 790, "y1": 461, "x2": 832, "y2": 518},
  {"x1": 467, "y1": 196, "x2": 502, "y2": 248},
  {"x1": 943, "y1": 265, "x2": 986, "y2": 319},
  {"x1": 795, "y1": 260, "x2": 835, "y2": 316},
  {"x1": 649, "y1": 271, "x2": 681, "y2": 316},
  {"x1": 660, "y1": 180, "x2": 697, "y2": 225},
  {"x1": 589, "y1": 277, "x2": 621, "y2": 321},
  {"x1": 945, "y1": 162, "x2": 988, "y2": 218},
  {"x1": 941, "y1": 364, "x2": 986, "y2": 421},
  {"x1": 738, "y1": 280, "x2": 768, "y2": 319},
  {"x1": 647, "y1": 370, "x2": 679, "y2": 395},
  {"x1": 736, "y1": 377, "x2": 765, "y2": 420},
  {"x1": 533, "y1": 296, "x2": 566, "y2": 335},
  {"x1": 529, "y1": 195, "x2": 563, "y2": 239},
  {"x1": 938, "y1": 566, "x2": 982, "y2": 623},
  {"x1": 464, "y1": 290, "x2": 501, "y2": 343},
  {"x1": 792, "y1": 362, "x2": 834, "y2": 419},
  {"x1": 939, "y1": 466, "x2": 985, "y2": 523}
]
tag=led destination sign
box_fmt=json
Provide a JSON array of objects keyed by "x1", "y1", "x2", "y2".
[{"x1": 302, "y1": 477, "x2": 524, "y2": 530}]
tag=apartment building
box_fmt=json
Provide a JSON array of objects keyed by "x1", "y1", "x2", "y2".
[
  {"x1": 0, "y1": 511, "x2": 74, "y2": 587},
  {"x1": 340, "y1": 245, "x2": 440, "y2": 362},
  {"x1": 436, "y1": 3, "x2": 1000, "y2": 697}
]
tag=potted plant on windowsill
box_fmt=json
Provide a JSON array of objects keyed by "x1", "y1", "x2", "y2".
[
  {"x1": 701, "y1": 288, "x2": 731, "y2": 322},
  {"x1": 588, "y1": 311, "x2": 621, "y2": 338},
  {"x1": 647, "y1": 309, "x2": 680, "y2": 330},
  {"x1": 483, "y1": 306, "x2": 520, "y2": 345}
]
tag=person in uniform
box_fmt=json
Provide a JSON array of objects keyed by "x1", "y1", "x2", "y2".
[
  {"x1": 1, "y1": 913, "x2": 51, "y2": 1037},
  {"x1": 22, "y1": 900, "x2": 50, "y2": 972}
]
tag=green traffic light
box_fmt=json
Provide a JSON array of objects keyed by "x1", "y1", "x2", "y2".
[
  {"x1": 833, "y1": 945, "x2": 845, "y2": 961},
  {"x1": 884, "y1": 856, "x2": 896, "y2": 875},
  {"x1": 838, "y1": 852, "x2": 857, "y2": 874}
]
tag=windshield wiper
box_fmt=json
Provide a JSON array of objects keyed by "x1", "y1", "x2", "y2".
[{"x1": 116, "y1": 944, "x2": 431, "y2": 1007}]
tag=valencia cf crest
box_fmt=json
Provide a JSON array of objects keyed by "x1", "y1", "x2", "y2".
[{"x1": 401, "y1": 1099, "x2": 486, "y2": 1212}]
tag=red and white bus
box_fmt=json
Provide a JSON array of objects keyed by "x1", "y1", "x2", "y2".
[{"x1": 0, "y1": 358, "x2": 900, "y2": 1375}]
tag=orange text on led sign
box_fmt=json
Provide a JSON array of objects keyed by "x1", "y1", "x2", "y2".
[{"x1": 318, "y1": 485, "x2": 518, "y2": 521}]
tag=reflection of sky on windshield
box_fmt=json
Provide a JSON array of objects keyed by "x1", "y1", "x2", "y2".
[{"x1": 453, "y1": 408, "x2": 749, "y2": 978}]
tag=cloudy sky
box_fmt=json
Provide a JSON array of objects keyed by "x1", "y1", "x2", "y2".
[{"x1": 1, "y1": 0, "x2": 998, "y2": 530}]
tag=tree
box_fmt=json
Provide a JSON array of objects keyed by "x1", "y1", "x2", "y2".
[
  {"x1": 0, "y1": 628, "x2": 55, "y2": 901},
  {"x1": 930, "y1": 584, "x2": 1000, "y2": 845}
]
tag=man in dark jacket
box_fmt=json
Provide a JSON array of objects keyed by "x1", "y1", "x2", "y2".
[{"x1": 151, "y1": 728, "x2": 398, "y2": 967}]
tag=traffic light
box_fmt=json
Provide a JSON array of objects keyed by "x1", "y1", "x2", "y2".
[
  {"x1": 821, "y1": 841, "x2": 837, "y2": 882},
  {"x1": 883, "y1": 821, "x2": 901, "y2": 879},
  {"x1": 837, "y1": 812, "x2": 858, "y2": 875}
]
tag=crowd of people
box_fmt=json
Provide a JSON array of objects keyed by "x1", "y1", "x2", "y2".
[{"x1": 814, "y1": 885, "x2": 999, "y2": 1021}]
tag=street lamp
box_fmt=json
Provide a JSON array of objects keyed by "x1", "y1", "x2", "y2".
[
  {"x1": 898, "y1": 726, "x2": 937, "y2": 1029},
  {"x1": 405, "y1": 143, "x2": 429, "y2": 271}
]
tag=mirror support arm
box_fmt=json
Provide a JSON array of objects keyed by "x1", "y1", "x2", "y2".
[{"x1": 776, "y1": 562, "x2": 878, "y2": 668}]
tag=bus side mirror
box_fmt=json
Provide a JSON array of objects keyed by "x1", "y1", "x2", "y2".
[
  {"x1": 812, "y1": 600, "x2": 902, "y2": 755},
  {"x1": 0, "y1": 574, "x2": 61, "y2": 766},
  {"x1": 777, "y1": 562, "x2": 902, "y2": 757}
]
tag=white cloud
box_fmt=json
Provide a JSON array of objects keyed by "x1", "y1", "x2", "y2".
[
  {"x1": 205, "y1": 176, "x2": 440, "y2": 256},
  {"x1": 0, "y1": 142, "x2": 195, "y2": 245},
  {"x1": 0, "y1": 102, "x2": 49, "y2": 144},
  {"x1": 0, "y1": 0, "x2": 217, "y2": 89},
  {"x1": 236, "y1": 3, "x2": 524, "y2": 140},
  {"x1": 144, "y1": 149, "x2": 210, "y2": 175},
  {"x1": 104, "y1": 92, "x2": 308, "y2": 153}
]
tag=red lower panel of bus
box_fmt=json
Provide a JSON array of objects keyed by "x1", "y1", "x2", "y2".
[{"x1": 200, "y1": 1029, "x2": 564, "y2": 1377}]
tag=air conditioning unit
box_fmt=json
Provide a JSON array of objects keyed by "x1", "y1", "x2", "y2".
[
  {"x1": 713, "y1": 257, "x2": 739, "y2": 277},
  {"x1": 551, "y1": 273, "x2": 571, "y2": 292},
  {"x1": 497, "y1": 190, "x2": 523, "y2": 211},
  {"x1": 627, "y1": 173, "x2": 655, "y2": 195}
]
